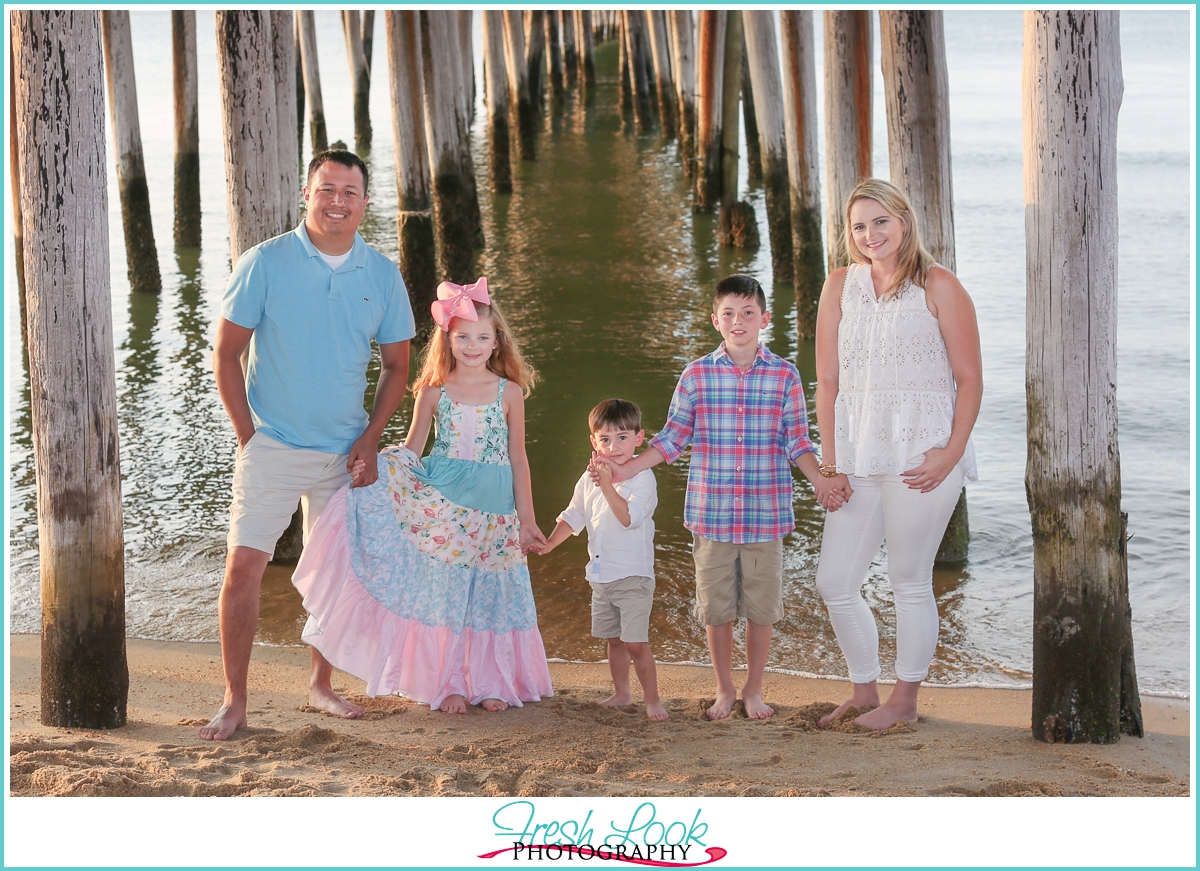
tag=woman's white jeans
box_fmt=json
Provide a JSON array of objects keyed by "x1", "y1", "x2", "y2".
[{"x1": 816, "y1": 459, "x2": 966, "y2": 684}]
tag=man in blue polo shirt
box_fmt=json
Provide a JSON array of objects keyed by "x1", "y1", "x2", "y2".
[{"x1": 201, "y1": 150, "x2": 415, "y2": 741}]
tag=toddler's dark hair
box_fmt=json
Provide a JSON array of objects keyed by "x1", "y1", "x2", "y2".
[
  {"x1": 588, "y1": 399, "x2": 642, "y2": 434},
  {"x1": 713, "y1": 274, "x2": 767, "y2": 312}
]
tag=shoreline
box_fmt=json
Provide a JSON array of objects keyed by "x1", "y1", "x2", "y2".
[{"x1": 8, "y1": 634, "x2": 1189, "y2": 798}]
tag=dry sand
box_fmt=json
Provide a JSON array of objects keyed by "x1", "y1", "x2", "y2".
[{"x1": 8, "y1": 634, "x2": 1190, "y2": 798}]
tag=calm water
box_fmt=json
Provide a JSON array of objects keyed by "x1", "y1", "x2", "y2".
[{"x1": 5, "y1": 11, "x2": 1192, "y2": 697}]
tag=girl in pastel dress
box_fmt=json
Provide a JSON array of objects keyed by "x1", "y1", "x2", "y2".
[{"x1": 293, "y1": 277, "x2": 553, "y2": 714}]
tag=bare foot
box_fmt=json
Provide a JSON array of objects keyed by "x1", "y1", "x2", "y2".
[
  {"x1": 741, "y1": 692, "x2": 774, "y2": 720},
  {"x1": 308, "y1": 685, "x2": 365, "y2": 719},
  {"x1": 854, "y1": 702, "x2": 917, "y2": 731},
  {"x1": 600, "y1": 691, "x2": 634, "y2": 708},
  {"x1": 645, "y1": 699, "x2": 669, "y2": 721},
  {"x1": 480, "y1": 698, "x2": 509, "y2": 712},
  {"x1": 199, "y1": 702, "x2": 247, "y2": 741},
  {"x1": 439, "y1": 694, "x2": 468, "y2": 714},
  {"x1": 818, "y1": 693, "x2": 880, "y2": 727},
  {"x1": 706, "y1": 691, "x2": 737, "y2": 721}
]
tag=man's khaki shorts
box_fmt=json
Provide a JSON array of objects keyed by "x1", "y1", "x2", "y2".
[
  {"x1": 227, "y1": 431, "x2": 352, "y2": 554},
  {"x1": 692, "y1": 534, "x2": 784, "y2": 626},
  {"x1": 589, "y1": 574, "x2": 655, "y2": 643}
]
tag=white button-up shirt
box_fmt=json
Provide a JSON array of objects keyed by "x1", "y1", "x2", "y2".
[{"x1": 557, "y1": 468, "x2": 657, "y2": 583}]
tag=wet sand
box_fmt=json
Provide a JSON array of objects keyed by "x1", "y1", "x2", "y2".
[{"x1": 8, "y1": 634, "x2": 1189, "y2": 799}]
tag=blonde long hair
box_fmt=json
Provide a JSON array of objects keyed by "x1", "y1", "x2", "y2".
[
  {"x1": 843, "y1": 178, "x2": 936, "y2": 301},
  {"x1": 411, "y1": 299, "x2": 538, "y2": 397}
]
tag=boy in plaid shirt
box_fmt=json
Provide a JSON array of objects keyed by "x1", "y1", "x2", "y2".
[{"x1": 600, "y1": 275, "x2": 847, "y2": 719}]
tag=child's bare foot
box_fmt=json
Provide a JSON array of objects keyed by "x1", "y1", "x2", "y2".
[
  {"x1": 706, "y1": 691, "x2": 737, "y2": 721},
  {"x1": 199, "y1": 701, "x2": 247, "y2": 741},
  {"x1": 480, "y1": 698, "x2": 509, "y2": 712},
  {"x1": 645, "y1": 698, "x2": 669, "y2": 721},
  {"x1": 601, "y1": 691, "x2": 634, "y2": 708},
  {"x1": 854, "y1": 702, "x2": 917, "y2": 731},
  {"x1": 439, "y1": 694, "x2": 468, "y2": 714},
  {"x1": 308, "y1": 686, "x2": 366, "y2": 719},
  {"x1": 741, "y1": 692, "x2": 774, "y2": 720}
]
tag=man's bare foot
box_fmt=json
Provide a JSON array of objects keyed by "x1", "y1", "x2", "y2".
[
  {"x1": 854, "y1": 702, "x2": 917, "y2": 731},
  {"x1": 480, "y1": 698, "x2": 509, "y2": 712},
  {"x1": 706, "y1": 691, "x2": 737, "y2": 721},
  {"x1": 308, "y1": 685, "x2": 366, "y2": 719},
  {"x1": 741, "y1": 692, "x2": 774, "y2": 720},
  {"x1": 645, "y1": 699, "x2": 669, "y2": 721},
  {"x1": 818, "y1": 694, "x2": 880, "y2": 727},
  {"x1": 199, "y1": 702, "x2": 247, "y2": 741},
  {"x1": 601, "y1": 691, "x2": 634, "y2": 708},
  {"x1": 439, "y1": 694, "x2": 468, "y2": 714}
]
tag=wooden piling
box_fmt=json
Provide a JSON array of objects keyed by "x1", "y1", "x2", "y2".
[
  {"x1": 9, "y1": 42, "x2": 27, "y2": 348},
  {"x1": 668, "y1": 11, "x2": 696, "y2": 174},
  {"x1": 740, "y1": 37, "x2": 762, "y2": 182},
  {"x1": 297, "y1": 11, "x2": 327, "y2": 153},
  {"x1": 14, "y1": 8, "x2": 129, "y2": 729},
  {"x1": 576, "y1": 10, "x2": 596, "y2": 88},
  {"x1": 618, "y1": 16, "x2": 633, "y2": 114},
  {"x1": 1024, "y1": 9, "x2": 1141, "y2": 744},
  {"x1": 561, "y1": 9, "x2": 578, "y2": 84},
  {"x1": 525, "y1": 11, "x2": 546, "y2": 110},
  {"x1": 823, "y1": 10, "x2": 872, "y2": 270},
  {"x1": 361, "y1": 11, "x2": 375, "y2": 74},
  {"x1": 270, "y1": 11, "x2": 299, "y2": 229},
  {"x1": 502, "y1": 10, "x2": 536, "y2": 160},
  {"x1": 545, "y1": 9, "x2": 565, "y2": 100},
  {"x1": 385, "y1": 10, "x2": 437, "y2": 325},
  {"x1": 717, "y1": 11, "x2": 756, "y2": 248},
  {"x1": 622, "y1": 11, "x2": 654, "y2": 131},
  {"x1": 780, "y1": 11, "x2": 825, "y2": 337},
  {"x1": 341, "y1": 11, "x2": 373, "y2": 151},
  {"x1": 482, "y1": 10, "x2": 513, "y2": 193},
  {"x1": 457, "y1": 11, "x2": 475, "y2": 123},
  {"x1": 693, "y1": 10, "x2": 727, "y2": 211},
  {"x1": 421, "y1": 9, "x2": 475, "y2": 282},
  {"x1": 743, "y1": 10, "x2": 792, "y2": 282},
  {"x1": 216, "y1": 10, "x2": 284, "y2": 264},
  {"x1": 171, "y1": 11, "x2": 201, "y2": 248},
  {"x1": 644, "y1": 11, "x2": 676, "y2": 137},
  {"x1": 293, "y1": 12, "x2": 305, "y2": 159},
  {"x1": 100, "y1": 11, "x2": 162, "y2": 294}
]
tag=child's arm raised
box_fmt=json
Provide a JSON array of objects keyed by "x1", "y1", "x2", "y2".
[
  {"x1": 403, "y1": 386, "x2": 439, "y2": 456},
  {"x1": 504, "y1": 382, "x2": 547, "y2": 552}
]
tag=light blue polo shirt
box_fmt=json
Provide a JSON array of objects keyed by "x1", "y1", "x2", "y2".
[{"x1": 220, "y1": 224, "x2": 415, "y2": 454}]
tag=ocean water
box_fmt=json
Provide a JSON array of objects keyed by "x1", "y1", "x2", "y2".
[{"x1": 5, "y1": 10, "x2": 1192, "y2": 697}]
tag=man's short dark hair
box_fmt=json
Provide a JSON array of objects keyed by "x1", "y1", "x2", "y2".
[
  {"x1": 306, "y1": 149, "x2": 369, "y2": 195},
  {"x1": 713, "y1": 274, "x2": 767, "y2": 312},
  {"x1": 588, "y1": 399, "x2": 642, "y2": 434}
]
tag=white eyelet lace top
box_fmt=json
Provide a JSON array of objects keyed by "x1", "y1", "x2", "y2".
[{"x1": 833, "y1": 263, "x2": 977, "y2": 481}]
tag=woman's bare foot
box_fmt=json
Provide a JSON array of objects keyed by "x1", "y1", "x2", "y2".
[
  {"x1": 854, "y1": 701, "x2": 918, "y2": 731},
  {"x1": 706, "y1": 691, "x2": 737, "y2": 721},
  {"x1": 480, "y1": 698, "x2": 509, "y2": 712},
  {"x1": 199, "y1": 701, "x2": 247, "y2": 741},
  {"x1": 439, "y1": 694, "x2": 468, "y2": 714},
  {"x1": 645, "y1": 698, "x2": 669, "y2": 721},
  {"x1": 818, "y1": 686, "x2": 881, "y2": 727},
  {"x1": 601, "y1": 691, "x2": 634, "y2": 708},
  {"x1": 741, "y1": 692, "x2": 774, "y2": 720},
  {"x1": 308, "y1": 686, "x2": 366, "y2": 719}
]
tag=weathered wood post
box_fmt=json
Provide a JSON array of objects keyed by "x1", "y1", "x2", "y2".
[
  {"x1": 503, "y1": 10, "x2": 536, "y2": 160},
  {"x1": 386, "y1": 10, "x2": 438, "y2": 328},
  {"x1": 525, "y1": 11, "x2": 546, "y2": 109},
  {"x1": 215, "y1": 11, "x2": 284, "y2": 264},
  {"x1": 457, "y1": 11, "x2": 474, "y2": 122},
  {"x1": 669, "y1": 10, "x2": 696, "y2": 174},
  {"x1": 482, "y1": 11, "x2": 513, "y2": 193},
  {"x1": 879, "y1": 10, "x2": 968, "y2": 563},
  {"x1": 362, "y1": 10, "x2": 375, "y2": 74},
  {"x1": 823, "y1": 11, "x2": 872, "y2": 270},
  {"x1": 780, "y1": 11, "x2": 824, "y2": 338},
  {"x1": 293, "y1": 13, "x2": 305, "y2": 158},
  {"x1": 545, "y1": 9, "x2": 564, "y2": 100},
  {"x1": 717, "y1": 11, "x2": 756, "y2": 248},
  {"x1": 622, "y1": 11, "x2": 654, "y2": 131},
  {"x1": 561, "y1": 9, "x2": 578, "y2": 84},
  {"x1": 421, "y1": 9, "x2": 476, "y2": 282},
  {"x1": 644, "y1": 10, "x2": 676, "y2": 137},
  {"x1": 297, "y1": 11, "x2": 327, "y2": 153},
  {"x1": 1024, "y1": 9, "x2": 1141, "y2": 744},
  {"x1": 740, "y1": 37, "x2": 762, "y2": 181},
  {"x1": 342, "y1": 10, "x2": 373, "y2": 151},
  {"x1": 576, "y1": 10, "x2": 596, "y2": 88},
  {"x1": 10, "y1": 36, "x2": 28, "y2": 349},
  {"x1": 14, "y1": 9, "x2": 129, "y2": 729},
  {"x1": 100, "y1": 11, "x2": 161, "y2": 293},
  {"x1": 743, "y1": 11, "x2": 792, "y2": 283},
  {"x1": 270, "y1": 11, "x2": 299, "y2": 229},
  {"x1": 171, "y1": 11, "x2": 201, "y2": 248},
  {"x1": 617, "y1": 15, "x2": 633, "y2": 114},
  {"x1": 693, "y1": 10, "x2": 727, "y2": 210}
]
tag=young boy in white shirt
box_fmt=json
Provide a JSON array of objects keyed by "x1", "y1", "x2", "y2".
[{"x1": 534, "y1": 399, "x2": 667, "y2": 721}]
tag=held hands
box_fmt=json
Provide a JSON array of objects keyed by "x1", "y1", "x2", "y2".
[
  {"x1": 519, "y1": 522, "x2": 547, "y2": 556},
  {"x1": 347, "y1": 433, "x2": 381, "y2": 488},
  {"x1": 813, "y1": 474, "x2": 853, "y2": 512},
  {"x1": 901, "y1": 447, "x2": 959, "y2": 493}
]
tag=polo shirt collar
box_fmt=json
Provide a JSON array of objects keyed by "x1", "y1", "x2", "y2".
[
  {"x1": 713, "y1": 342, "x2": 770, "y2": 370},
  {"x1": 293, "y1": 222, "x2": 366, "y2": 270}
]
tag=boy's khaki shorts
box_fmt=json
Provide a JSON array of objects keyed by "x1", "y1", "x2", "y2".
[
  {"x1": 590, "y1": 575, "x2": 655, "y2": 643},
  {"x1": 692, "y1": 534, "x2": 784, "y2": 626},
  {"x1": 228, "y1": 431, "x2": 352, "y2": 554}
]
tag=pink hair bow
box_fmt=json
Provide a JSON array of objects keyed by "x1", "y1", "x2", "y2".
[{"x1": 431, "y1": 277, "x2": 490, "y2": 331}]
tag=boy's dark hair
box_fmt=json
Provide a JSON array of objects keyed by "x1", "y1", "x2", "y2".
[
  {"x1": 713, "y1": 274, "x2": 767, "y2": 312},
  {"x1": 306, "y1": 149, "x2": 369, "y2": 194},
  {"x1": 589, "y1": 399, "x2": 642, "y2": 433}
]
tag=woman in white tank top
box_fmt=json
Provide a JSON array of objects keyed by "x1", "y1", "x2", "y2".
[{"x1": 813, "y1": 178, "x2": 983, "y2": 731}]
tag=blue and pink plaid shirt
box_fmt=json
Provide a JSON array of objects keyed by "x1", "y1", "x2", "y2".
[{"x1": 650, "y1": 343, "x2": 815, "y2": 544}]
